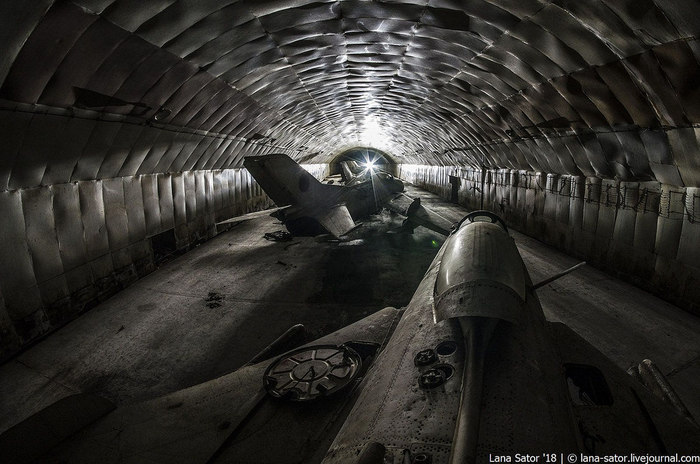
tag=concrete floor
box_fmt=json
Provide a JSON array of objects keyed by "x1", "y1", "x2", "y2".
[{"x1": 1, "y1": 184, "x2": 700, "y2": 435}]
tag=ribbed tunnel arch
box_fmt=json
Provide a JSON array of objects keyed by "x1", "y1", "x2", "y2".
[
  {"x1": 2, "y1": 1, "x2": 699, "y2": 181},
  {"x1": 0, "y1": 0, "x2": 699, "y2": 356}
]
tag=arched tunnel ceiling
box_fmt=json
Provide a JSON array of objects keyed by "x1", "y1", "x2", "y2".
[{"x1": 1, "y1": 0, "x2": 700, "y2": 189}]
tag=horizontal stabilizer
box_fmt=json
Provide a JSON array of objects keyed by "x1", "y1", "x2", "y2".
[
  {"x1": 386, "y1": 193, "x2": 453, "y2": 236},
  {"x1": 215, "y1": 206, "x2": 290, "y2": 227}
]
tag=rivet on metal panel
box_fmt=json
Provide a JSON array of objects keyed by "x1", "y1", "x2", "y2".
[
  {"x1": 414, "y1": 349, "x2": 437, "y2": 366},
  {"x1": 418, "y1": 368, "x2": 446, "y2": 389}
]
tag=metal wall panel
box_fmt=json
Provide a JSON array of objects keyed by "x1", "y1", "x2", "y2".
[
  {"x1": 102, "y1": 177, "x2": 129, "y2": 252},
  {"x1": 524, "y1": 180, "x2": 538, "y2": 235},
  {"x1": 158, "y1": 173, "x2": 175, "y2": 230},
  {"x1": 9, "y1": 114, "x2": 60, "y2": 189},
  {"x1": 97, "y1": 124, "x2": 144, "y2": 179},
  {"x1": 201, "y1": 137, "x2": 232, "y2": 171},
  {"x1": 52, "y1": 183, "x2": 88, "y2": 272},
  {"x1": 496, "y1": 169, "x2": 509, "y2": 217},
  {"x1": 229, "y1": 169, "x2": 243, "y2": 214},
  {"x1": 183, "y1": 137, "x2": 217, "y2": 172},
  {"x1": 516, "y1": 171, "x2": 528, "y2": 229},
  {"x1": 0, "y1": 111, "x2": 32, "y2": 190},
  {"x1": 234, "y1": 169, "x2": 244, "y2": 214},
  {"x1": 195, "y1": 171, "x2": 206, "y2": 219},
  {"x1": 534, "y1": 180, "x2": 547, "y2": 238},
  {"x1": 117, "y1": 126, "x2": 161, "y2": 177},
  {"x1": 508, "y1": 170, "x2": 520, "y2": 226},
  {"x1": 204, "y1": 170, "x2": 215, "y2": 220},
  {"x1": 655, "y1": 208, "x2": 683, "y2": 259},
  {"x1": 136, "y1": 131, "x2": 173, "y2": 175},
  {"x1": 124, "y1": 175, "x2": 146, "y2": 244},
  {"x1": 53, "y1": 183, "x2": 94, "y2": 312},
  {"x1": 677, "y1": 187, "x2": 700, "y2": 267},
  {"x1": 0, "y1": 191, "x2": 43, "y2": 320},
  {"x1": 673, "y1": 128, "x2": 700, "y2": 187},
  {"x1": 568, "y1": 176, "x2": 584, "y2": 230},
  {"x1": 79, "y1": 180, "x2": 110, "y2": 261},
  {"x1": 152, "y1": 137, "x2": 183, "y2": 174},
  {"x1": 212, "y1": 170, "x2": 223, "y2": 214},
  {"x1": 183, "y1": 171, "x2": 196, "y2": 223},
  {"x1": 543, "y1": 174, "x2": 558, "y2": 221},
  {"x1": 0, "y1": 0, "x2": 54, "y2": 86},
  {"x1": 167, "y1": 134, "x2": 199, "y2": 173},
  {"x1": 486, "y1": 170, "x2": 497, "y2": 213},
  {"x1": 596, "y1": 179, "x2": 618, "y2": 242},
  {"x1": 73, "y1": 121, "x2": 122, "y2": 181},
  {"x1": 222, "y1": 169, "x2": 234, "y2": 214},
  {"x1": 142, "y1": 174, "x2": 161, "y2": 236},
  {"x1": 171, "y1": 172, "x2": 187, "y2": 243},
  {"x1": 612, "y1": 182, "x2": 638, "y2": 246},
  {"x1": 0, "y1": 1, "x2": 96, "y2": 103},
  {"x1": 633, "y1": 207, "x2": 659, "y2": 255},
  {"x1": 555, "y1": 176, "x2": 570, "y2": 226},
  {"x1": 21, "y1": 187, "x2": 64, "y2": 283},
  {"x1": 41, "y1": 117, "x2": 96, "y2": 186}
]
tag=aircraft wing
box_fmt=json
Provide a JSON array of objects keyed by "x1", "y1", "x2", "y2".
[
  {"x1": 6, "y1": 308, "x2": 403, "y2": 464},
  {"x1": 386, "y1": 193, "x2": 454, "y2": 236},
  {"x1": 314, "y1": 203, "x2": 359, "y2": 238},
  {"x1": 215, "y1": 205, "x2": 291, "y2": 228},
  {"x1": 548, "y1": 321, "x2": 700, "y2": 454}
]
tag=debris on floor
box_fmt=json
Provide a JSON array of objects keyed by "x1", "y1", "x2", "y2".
[
  {"x1": 205, "y1": 292, "x2": 224, "y2": 308},
  {"x1": 264, "y1": 230, "x2": 293, "y2": 242},
  {"x1": 338, "y1": 239, "x2": 365, "y2": 247},
  {"x1": 276, "y1": 260, "x2": 297, "y2": 269}
]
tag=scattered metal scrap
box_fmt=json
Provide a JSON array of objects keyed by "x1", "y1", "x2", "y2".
[
  {"x1": 205, "y1": 292, "x2": 224, "y2": 308},
  {"x1": 276, "y1": 260, "x2": 297, "y2": 269},
  {"x1": 264, "y1": 230, "x2": 293, "y2": 242}
]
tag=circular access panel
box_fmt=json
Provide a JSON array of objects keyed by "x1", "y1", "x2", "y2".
[{"x1": 263, "y1": 345, "x2": 362, "y2": 401}]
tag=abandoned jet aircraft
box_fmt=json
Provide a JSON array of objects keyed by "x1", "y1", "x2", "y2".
[
  {"x1": 2, "y1": 211, "x2": 698, "y2": 464},
  {"x1": 340, "y1": 159, "x2": 373, "y2": 185},
  {"x1": 241, "y1": 153, "x2": 454, "y2": 238}
]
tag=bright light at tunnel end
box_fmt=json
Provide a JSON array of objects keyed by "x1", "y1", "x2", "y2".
[{"x1": 359, "y1": 118, "x2": 388, "y2": 150}]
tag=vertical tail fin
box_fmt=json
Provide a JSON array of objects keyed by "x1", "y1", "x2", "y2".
[{"x1": 243, "y1": 154, "x2": 327, "y2": 207}]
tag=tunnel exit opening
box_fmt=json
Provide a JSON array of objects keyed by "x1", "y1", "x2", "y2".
[{"x1": 329, "y1": 147, "x2": 397, "y2": 178}]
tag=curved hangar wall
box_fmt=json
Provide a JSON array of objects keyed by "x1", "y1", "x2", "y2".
[
  {"x1": 401, "y1": 165, "x2": 700, "y2": 315},
  {"x1": 0, "y1": 0, "x2": 699, "y2": 357}
]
